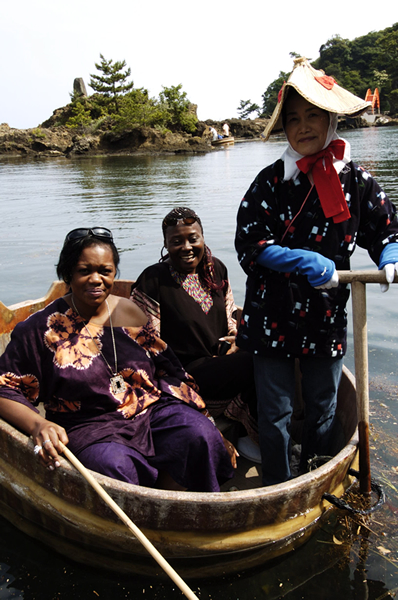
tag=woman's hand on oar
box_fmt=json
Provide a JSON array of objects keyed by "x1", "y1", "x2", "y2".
[
  {"x1": 31, "y1": 421, "x2": 69, "y2": 471},
  {"x1": 380, "y1": 262, "x2": 398, "y2": 293}
]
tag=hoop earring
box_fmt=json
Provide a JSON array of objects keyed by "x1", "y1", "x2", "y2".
[{"x1": 160, "y1": 246, "x2": 167, "y2": 262}]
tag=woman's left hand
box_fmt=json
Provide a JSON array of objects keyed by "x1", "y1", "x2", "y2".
[
  {"x1": 222, "y1": 335, "x2": 240, "y2": 355},
  {"x1": 32, "y1": 422, "x2": 69, "y2": 471},
  {"x1": 220, "y1": 432, "x2": 239, "y2": 468}
]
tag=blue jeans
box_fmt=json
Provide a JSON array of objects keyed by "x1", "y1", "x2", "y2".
[{"x1": 253, "y1": 355, "x2": 343, "y2": 486}]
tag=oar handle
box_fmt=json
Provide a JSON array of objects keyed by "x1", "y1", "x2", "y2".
[
  {"x1": 349, "y1": 281, "x2": 371, "y2": 494},
  {"x1": 335, "y1": 269, "x2": 398, "y2": 494},
  {"x1": 337, "y1": 270, "x2": 398, "y2": 284},
  {"x1": 59, "y1": 443, "x2": 198, "y2": 600}
]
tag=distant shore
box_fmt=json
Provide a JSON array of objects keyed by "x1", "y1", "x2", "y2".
[{"x1": 1, "y1": 114, "x2": 397, "y2": 159}]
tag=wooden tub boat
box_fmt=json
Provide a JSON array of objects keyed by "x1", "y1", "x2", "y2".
[
  {"x1": 0, "y1": 281, "x2": 359, "y2": 579},
  {"x1": 211, "y1": 136, "x2": 235, "y2": 146}
]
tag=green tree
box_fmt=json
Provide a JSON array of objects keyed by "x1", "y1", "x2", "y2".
[
  {"x1": 158, "y1": 84, "x2": 197, "y2": 133},
  {"x1": 371, "y1": 70, "x2": 392, "y2": 113},
  {"x1": 349, "y1": 32, "x2": 382, "y2": 82},
  {"x1": 65, "y1": 101, "x2": 93, "y2": 129},
  {"x1": 376, "y1": 24, "x2": 398, "y2": 88},
  {"x1": 89, "y1": 54, "x2": 134, "y2": 114},
  {"x1": 315, "y1": 35, "x2": 352, "y2": 76},
  {"x1": 258, "y1": 24, "x2": 398, "y2": 123},
  {"x1": 237, "y1": 99, "x2": 260, "y2": 119},
  {"x1": 389, "y1": 89, "x2": 398, "y2": 114},
  {"x1": 340, "y1": 70, "x2": 365, "y2": 95},
  {"x1": 261, "y1": 71, "x2": 289, "y2": 117},
  {"x1": 64, "y1": 93, "x2": 107, "y2": 128},
  {"x1": 115, "y1": 88, "x2": 166, "y2": 130},
  {"x1": 373, "y1": 69, "x2": 390, "y2": 89}
]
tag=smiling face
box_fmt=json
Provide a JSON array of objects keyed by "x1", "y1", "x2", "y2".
[
  {"x1": 284, "y1": 91, "x2": 329, "y2": 156},
  {"x1": 164, "y1": 221, "x2": 205, "y2": 274},
  {"x1": 70, "y1": 243, "x2": 116, "y2": 316}
]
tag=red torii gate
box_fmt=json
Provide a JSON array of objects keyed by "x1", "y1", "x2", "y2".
[{"x1": 365, "y1": 88, "x2": 380, "y2": 114}]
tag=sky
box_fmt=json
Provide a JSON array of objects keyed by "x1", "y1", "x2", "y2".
[{"x1": 1, "y1": 1, "x2": 396, "y2": 130}]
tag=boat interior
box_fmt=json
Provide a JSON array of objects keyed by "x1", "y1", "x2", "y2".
[{"x1": 0, "y1": 280, "x2": 356, "y2": 493}]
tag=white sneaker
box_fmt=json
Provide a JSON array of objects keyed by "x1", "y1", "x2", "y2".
[{"x1": 237, "y1": 436, "x2": 262, "y2": 464}]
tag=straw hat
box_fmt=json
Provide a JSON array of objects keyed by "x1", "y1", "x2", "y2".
[{"x1": 262, "y1": 57, "x2": 371, "y2": 141}]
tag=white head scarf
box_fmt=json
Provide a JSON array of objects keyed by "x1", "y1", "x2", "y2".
[{"x1": 281, "y1": 112, "x2": 351, "y2": 181}]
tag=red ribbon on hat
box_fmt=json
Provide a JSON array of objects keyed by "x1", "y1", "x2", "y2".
[{"x1": 296, "y1": 139, "x2": 351, "y2": 223}]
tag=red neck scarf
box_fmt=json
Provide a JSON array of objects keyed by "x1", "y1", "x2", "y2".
[{"x1": 296, "y1": 139, "x2": 351, "y2": 223}]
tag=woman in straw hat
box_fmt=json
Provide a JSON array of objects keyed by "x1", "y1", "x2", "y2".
[{"x1": 235, "y1": 57, "x2": 398, "y2": 486}]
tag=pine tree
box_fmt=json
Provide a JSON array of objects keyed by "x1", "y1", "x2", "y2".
[
  {"x1": 89, "y1": 54, "x2": 134, "y2": 114},
  {"x1": 237, "y1": 99, "x2": 260, "y2": 119}
]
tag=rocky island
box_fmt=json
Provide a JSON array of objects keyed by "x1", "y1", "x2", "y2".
[
  {"x1": 0, "y1": 105, "x2": 396, "y2": 159},
  {"x1": 0, "y1": 112, "x2": 269, "y2": 158}
]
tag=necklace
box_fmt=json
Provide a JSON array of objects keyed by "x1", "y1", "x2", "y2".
[{"x1": 71, "y1": 296, "x2": 127, "y2": 394}]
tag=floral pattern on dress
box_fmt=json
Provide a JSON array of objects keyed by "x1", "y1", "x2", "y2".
[
  {"x1": 111, "y1": 365, "x2": 204, "y2": 416},
  {"x1": 124, "y1": 323, "x2": 167, "y2": 356},
  {"x1": 166, "y1": 382, "x2": 205, "y2": 409},
  {"x1": 44, "y1": 309, "x2": 101, "y2": 370},
  {"x1": 114, "y1": 368, "x2": 162, "y2": 418},
  {"x1": 0, "y1": 373, "x2": 39, "y2": 402},
  {"x1": 44, "y1": 396, "x2": 81, "y2": 413}
]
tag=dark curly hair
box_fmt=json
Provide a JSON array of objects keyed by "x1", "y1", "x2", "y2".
[
  {"x1": 161, "y1": 207, "x2": 226, "y2": 293},
  {"x1": 56, "y1": 228, "x2": 120, "y2": 284}
]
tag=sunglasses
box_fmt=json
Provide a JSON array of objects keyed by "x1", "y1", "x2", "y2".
[
  {"x1": 66, "y1": 227, "x2": 113, "y2": 242},
  {"x1": 162, "y1": 216, "x2": 198, "y2": 227}
]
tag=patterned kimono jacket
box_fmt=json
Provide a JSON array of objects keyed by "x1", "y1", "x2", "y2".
[{"x1": 235, "y1": 159, "x2": 398, "y2": 358}]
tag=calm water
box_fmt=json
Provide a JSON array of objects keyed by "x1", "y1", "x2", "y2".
[{"x1": 1, "y1": 127, "x2": 398, "y2": 599}]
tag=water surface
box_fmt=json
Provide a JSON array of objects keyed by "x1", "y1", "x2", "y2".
[{"x1": 1, "y1": 126, "x2": 398, "y2": 599}]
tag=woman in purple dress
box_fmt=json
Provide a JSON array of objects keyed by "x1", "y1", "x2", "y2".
[{"x1": 0, "y1": 227, "x2": 234, "y2": 491}]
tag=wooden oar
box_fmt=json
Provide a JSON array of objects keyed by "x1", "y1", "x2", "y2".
[
  {"x1": 338, "y1": 270, "x2": 398, "y2": 494},
  {"x1": 59, "y1": 443, "x2": 198, "y2": 600}
]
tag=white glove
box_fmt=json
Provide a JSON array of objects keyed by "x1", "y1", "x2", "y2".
[
  {"x1": 315, "y1": 269, "x2": 339, "y2": 290},
  {"x1": 380, "y1": 262, "x2": 398, "y2": 293}
]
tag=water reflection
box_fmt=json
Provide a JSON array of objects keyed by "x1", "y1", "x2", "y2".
[{"x1": 344, "y1": 126, "x2": 398, "y2": 199}]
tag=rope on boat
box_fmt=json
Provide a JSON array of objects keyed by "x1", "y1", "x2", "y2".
[
  {"x1": 306, "y1": 457, "x2": 385, "y2": 515},
  {"x1": 322, "y1": 468, "x2": 385, "y2": 515}
]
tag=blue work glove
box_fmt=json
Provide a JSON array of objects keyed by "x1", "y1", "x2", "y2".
[
  {"x1": 257, "y1": 244, "x2": 338, "y2": 288},
  {"x1": 379, "y1": 244, "x2": 398, "y2": 293}
]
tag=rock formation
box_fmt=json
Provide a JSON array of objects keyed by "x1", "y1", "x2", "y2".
[{"x1": 73, "y1": 78, "x2": 88, "y2": 97}]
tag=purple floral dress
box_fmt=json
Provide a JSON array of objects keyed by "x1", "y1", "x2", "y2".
[{"x1": 0, "y1": 298, "x2": 233, "y2": 490}]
